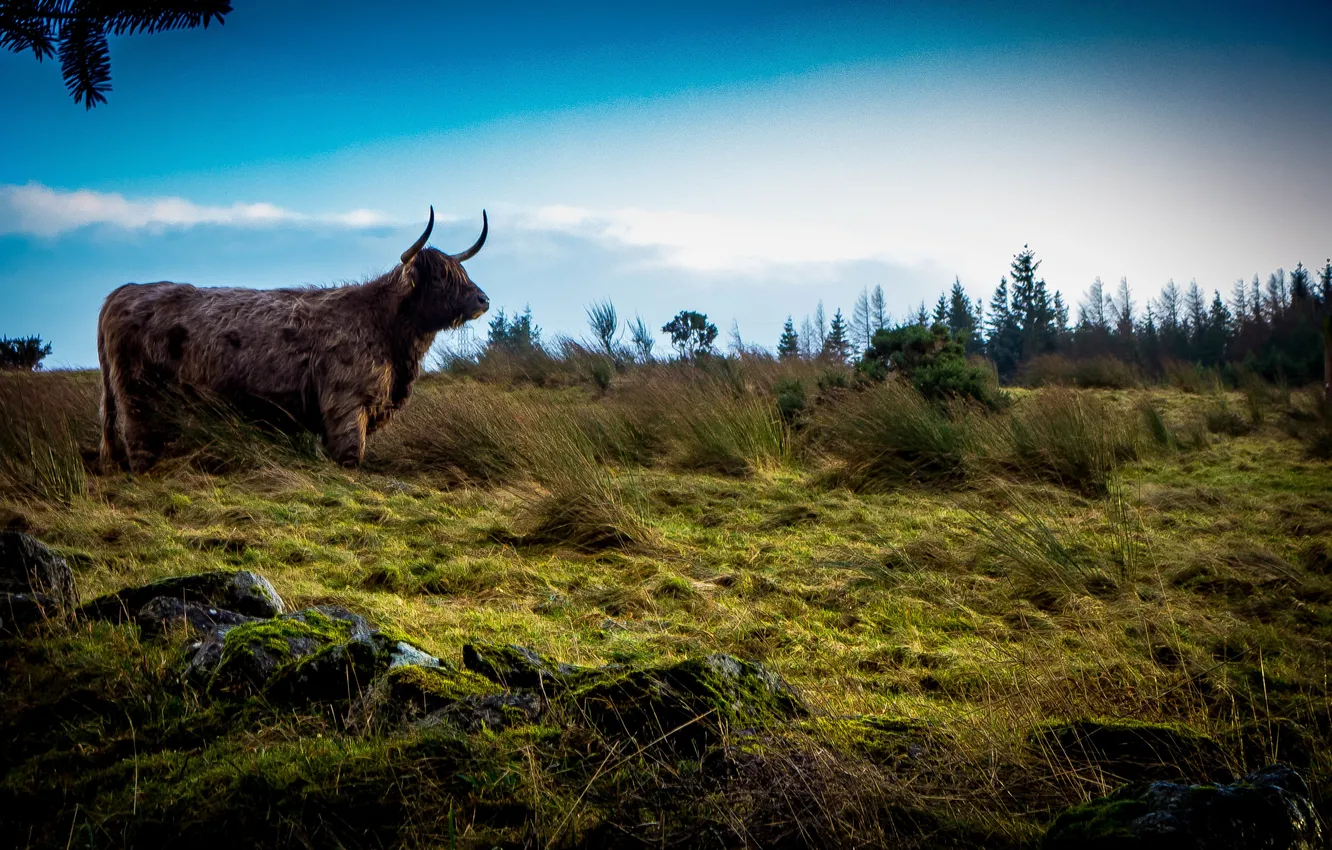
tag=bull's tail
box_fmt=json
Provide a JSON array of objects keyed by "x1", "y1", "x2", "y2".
[{"x1": 97, "y1": 309, "x2": 125, "y2": 471}]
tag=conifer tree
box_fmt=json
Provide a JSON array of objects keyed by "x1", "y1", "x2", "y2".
[
  {"x1": 777, "y1": 316, "x2": 800, "y2": 360},
  {"x1": 932, "y1": 294, "x2": 948, "y2": 326},
  {"x1": 823, "y1": 309, "x2": 851, "y2": 362},
  {"x1": 986, "y1": 277, "x2": 1021, "y2": 380}
]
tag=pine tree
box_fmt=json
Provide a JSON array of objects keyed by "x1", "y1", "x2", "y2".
[
  {"x1": 946, "y1": 277, "x2": 982, "y2": 353},
  {"x1": 986, "y1": 277, "x2": 1021, "y2": 381},
  {"x1": 1110, "y1": 277, "x2": 1135, "y2": 343},
  {"x1": 1320, "y1": 259, "x2": 1332, "y2": 308},
  {"x1": 823, "y1": 309, "x2": 850, "y2": 362},
  {"x1": 1290, "y1": 262, "x2": 1312, "y2": 306},
  {"x1": 1009, "y1": 245, "x2": 1055, "y2": 360},
  {"x1": 1185, "y1": 280, "x2": 1207, "y2": 353},
  {"x1": 777, "y1": 316, "x2": 800, "y2": 360},
  {"x1": 913, "y1": 302, "x2": 930, "y2": 326},
  {"x1": 932, "y1": 294, "x2": 948, "y2": 326},
  {"x1": 1203, "y1": 290, "x2": 1232, "y2": 366},
  {"x1": 1052, "y1": 291, "x2": 1070, "y2": 346}
]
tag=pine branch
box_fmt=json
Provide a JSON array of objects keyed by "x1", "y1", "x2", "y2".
[
  {"x1": 2, "y1": 1, "x2": 230, "y2": 107},
  {"x1": 84, "y1": 1, "x2": 232, "y2": 36},
  {"x1": 57, "y1": 12, "x2": 111, "y2": 108}
]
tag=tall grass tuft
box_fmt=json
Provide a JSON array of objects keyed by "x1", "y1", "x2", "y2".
[
  {"x1": 518, "y1": 411, "x2": 657, "y2": 551},
  {"x1": 818, "y1": 380, "x2": 971, "y2": 490},
  {"x1": 1005, "y1": 388, "x2": 1140, "y2": 495},
  {"x1": 369, "y1": 381, "x2": 529, "y2": 482},
  {"x1": 164, "y1": 390, "x2": 324, "y2": 474},
  {"x1": 0, "y1": 371, "x2": 98, "y2": 501},
  {"x1": 969, "y1": 484, "x2": 1106, "y2": 605}
]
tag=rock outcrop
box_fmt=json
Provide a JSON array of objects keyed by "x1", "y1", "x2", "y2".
[
  {"x1": 1044, "y1": 764, "x2": 1325, "y2": 850},
  {"x1": 0, "y1": 531, "x2": 77, "y2": 633}
]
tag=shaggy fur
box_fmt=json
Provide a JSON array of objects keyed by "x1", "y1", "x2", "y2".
[{"x1": 98, "y1": 242, "x2": 489, "y2": 471}]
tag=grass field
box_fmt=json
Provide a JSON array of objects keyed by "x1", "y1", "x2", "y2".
[{"x1": 2, "y1": 364, "x2": 1330, "y2": 848}]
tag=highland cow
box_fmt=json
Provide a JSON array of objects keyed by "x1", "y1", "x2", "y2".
[{"x1": 97, "y1": 208, "x2": 489, "y2": 471}]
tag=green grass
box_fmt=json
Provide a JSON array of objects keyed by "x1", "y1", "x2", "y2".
[{"x1": 2, "y1": 369, "x2": 1331, "y2": 848}]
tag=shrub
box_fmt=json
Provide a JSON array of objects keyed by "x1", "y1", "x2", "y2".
[
  {"x1": 773, "y1": 379, "x2": 807, "y2": 426},
  {"x1": 858, "y1": 325, "x2": 1002, "y2": 409},
  {"x1": 0, "y1": 336, "x2": 53, "y2": 371}
]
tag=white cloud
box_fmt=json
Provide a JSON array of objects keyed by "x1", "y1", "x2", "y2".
[
  {"x1": 0, "y1": 182, "x2": 394, "y2": 237},
  {"x1": 517, "y1": 204, "x2": 895, "y2": 274}
]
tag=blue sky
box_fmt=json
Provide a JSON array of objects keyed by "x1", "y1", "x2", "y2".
[{"x1": 3, "y1": 1, "x2": 1331, "y2": 367}]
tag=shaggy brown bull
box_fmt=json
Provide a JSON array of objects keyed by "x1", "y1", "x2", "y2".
[{"x1": 97, "y1": 208, "x2": 489, "y2": 471}]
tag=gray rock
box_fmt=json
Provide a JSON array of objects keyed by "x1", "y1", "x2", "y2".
[
  {"x1": 135, "y1": 596, "x2": 259, "y2": 636},
  {"x1": 83, "y1": 569, "x2": 284, "y2": 623},
  {"x1": 1044, "y1": 763, "x2": 1325, "y2": 849},
  {"x1": 0, "y1": 531, "x2": 77, "y2": 611},
  {"x1": 188, "y1": 605, "x2": 441, "y2": 704},
  {"x1": 0, "y1": 592, "x2": 61, "y2": 635}
]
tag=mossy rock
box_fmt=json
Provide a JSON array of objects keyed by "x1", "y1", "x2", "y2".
[
  {"x1": 191, "y1": 606, "x2": 441, "y2": 701},
  {"x1": 1031, "y1": 718, "x2": 1228, "y2": 782},
  {"x1": 1043, "y1": 764, "x2": 1324, "y2": 849},
  {"x1": 463, "y1": 642, "x2": 601, "y2": 690},
  {"x1": 570, "y1": 653, "x2": 806, "y2": 747},
  {"x1": 83, "y1": 569, "x2": 284, "y2": 622}
]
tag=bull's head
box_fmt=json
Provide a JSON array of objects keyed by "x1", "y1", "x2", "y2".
[{"x1": 398, "y1": 206, "x2": 490, "y2": 330}]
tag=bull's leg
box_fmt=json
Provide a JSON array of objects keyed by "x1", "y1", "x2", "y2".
[
  {"x1": 119, "y1": 410, "x2": 169, "y2": 474},
  {"x1": 322, "y1": 405, "x2": 369, "y2": 467}
]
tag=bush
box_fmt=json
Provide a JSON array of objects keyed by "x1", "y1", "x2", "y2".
[
  {"x1": 0, "y1": 336, "x2": 52, "y2": 371},
  {"x1": 858, "y1": 325, "x2": 1002, "y2": 409},
  {"x1": 773, "y1": 379, "x2": 807, "y2": 426}
]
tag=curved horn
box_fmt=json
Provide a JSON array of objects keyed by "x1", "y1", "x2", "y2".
[
  {"x1": 400, "y1": 206, "x2": 435, "y2": 265},
  {"x1": 450, "y1": 210, "x2": 488, "y2": 262}
]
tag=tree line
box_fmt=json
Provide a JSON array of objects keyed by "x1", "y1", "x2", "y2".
[{"x1": 776, "y1": 248, "x2": 1332, "y2": 387}]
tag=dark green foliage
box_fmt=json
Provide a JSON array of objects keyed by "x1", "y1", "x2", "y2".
[
  {"x1": 777, "y1": 315, "x2": 800, "y2": 359},
  {"x1": 1, "y1": 1, "x2": 231, "y2": 108},
  {"x1": 773, "y1": 377, "x2": 806, "y2": 425},
  {"x1": 662, "y1": 310, "x2": 718, "y2": 360},
  {"x1": 860, "y1": 324, "x2": 1002, "y2": 408},
  {"x1": 823, "y1": 308, "x2": 851, "y2": 361},
  {"x1": 486, "y1": 305, "x2": 542, "y2": 354},
  {"x1": 0, "y1": 335, "x2": 51, "y2": 370}
]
